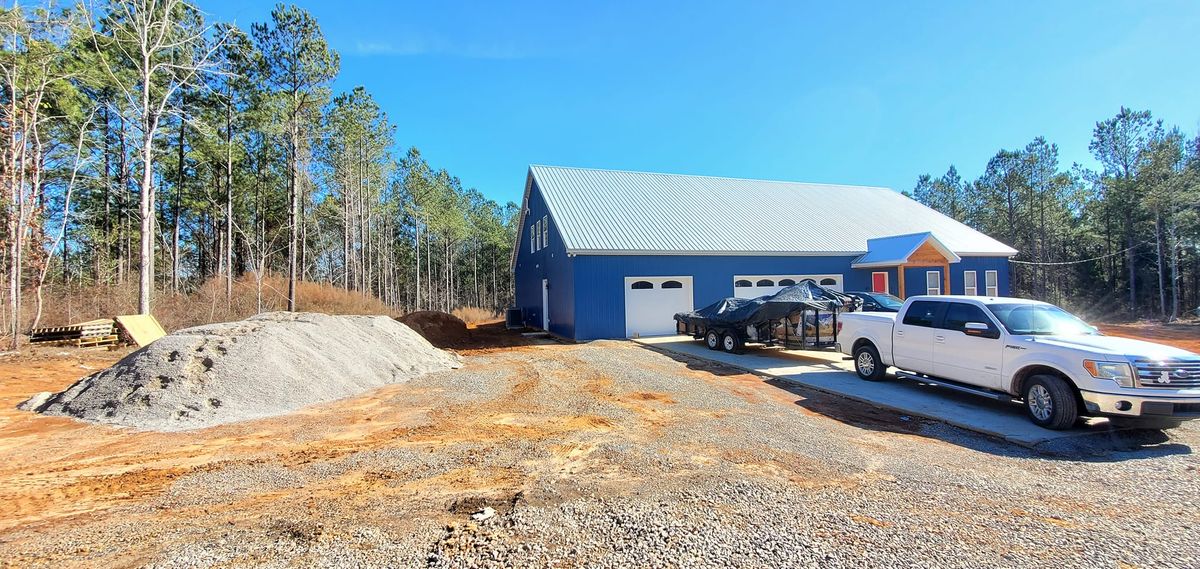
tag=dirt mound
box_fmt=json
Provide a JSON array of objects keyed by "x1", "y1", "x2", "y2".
[
  {"x1": 399, "y1": 311, "x2": 470, "y2": 348},
  {"x1": 25, "y1": 312, "x2": 461, "y2": 431}
]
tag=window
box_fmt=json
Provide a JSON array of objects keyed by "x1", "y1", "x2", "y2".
[
  {"x1": 530, "y1": 225, "x2": 535, "y2": 253},
  {"x1": 820, "y1": 278, "x2": 837, "y2": 286},
  {"x1": 734, "y1": 280, "x2": 753, "y2": 287},
  {"x1": 985, "y1": 270, "x2": 999, "y2": 297},
  {"x1": 661, "y1": 280, "x2": 683, "y2": 289},
  {"x1": 902, "y1": 301, "x2": 941, "y2": 327},
  {"x1": 756, "y1": 279, "x2": 775, "y2": 287},
  {"x1": 926, "y1": 271, "x2": 941, "y2": 295},
  {"x1": 630, "y1": 281, "x2": 654, "y2": 290},
  {"x1": 778, "y1": 278, "x2": 796, "y2": 286},
  {"x1": 940, "y1": 303, "x2": 994, "y2": 333},
  {"x1": 536, "y1": 219, "x2": 543, "y2": 250},
  {"x1": 542, "y1": 215, "x2": 549, "y2": 248},
  {"x1": 964, "y1": 270, "x2": 977, "y2": 296}
]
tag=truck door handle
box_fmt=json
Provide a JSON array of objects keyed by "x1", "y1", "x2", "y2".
[
  {"x1": 896, "y1": 331, "x2": 904, "y2": 337},
  {"x1": 934, "y1": 335, "x2": 945, "y2": 342}
]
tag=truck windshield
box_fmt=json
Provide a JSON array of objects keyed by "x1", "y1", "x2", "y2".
[{"x1": 985, "y1": 303, "x2": 1097, "y2": 336}]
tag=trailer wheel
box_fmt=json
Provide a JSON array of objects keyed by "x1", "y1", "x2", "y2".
[
  {"x1": 853, "y1": 344, "x2": 887, "y2": 381},
  {"x1": 721, "y1": 332, "x2": 743, "y2": 354},
  {"x1": 704, "y1": 330, "x2": 721, "y2": 350}
]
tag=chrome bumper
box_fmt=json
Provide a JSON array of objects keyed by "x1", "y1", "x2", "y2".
[{"x1": 1079, "y1": 389, "x2": 1200, "y2": 418}]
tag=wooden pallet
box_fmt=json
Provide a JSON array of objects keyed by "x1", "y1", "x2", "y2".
[{"x1": 30, "y1": 319, "x2": 116, "y2": 344}]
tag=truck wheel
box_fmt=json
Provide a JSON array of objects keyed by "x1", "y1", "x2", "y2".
[
  {"x1": 853, "y1": 344, "x2": 887, "y2": 381},
  {"x1": 1023, "y1": 374, "x2": 1078, "y2": 430},
  {"x1": 705, "y1": 330, "x2": 721, "y2": 350},
  {"x1": 721, "y1": 332, "x2": 743, "y2": 354}
]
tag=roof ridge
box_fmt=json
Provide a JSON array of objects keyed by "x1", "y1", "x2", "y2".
[{"x1": 528, "y1": 164, "x2": 894, "y2": 192}]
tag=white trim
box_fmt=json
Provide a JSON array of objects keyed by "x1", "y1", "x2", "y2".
[
  {"x1": 871, "y1": 271, "x2": 889, "y2": 294},
  {"x1": 985, "y1": 270, "x2": 999, "y2": 297},
  {"x1": 926, "y1": 271, "x2": 941, "y2": 295},
  {"x1": 542, "y1": 215, "x2": 549, "y2": 248},
  {"x1": 570, "y1": 249, "x2": 866, "y2": 257},
  {"x1": 963, "y1": 270, "x2": 977, "y2": 296}
]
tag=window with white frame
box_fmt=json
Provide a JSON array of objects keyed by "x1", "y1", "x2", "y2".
[
  {"x1": 535, "y1": 219, "x2": 542, "y2": 250},
  {"x1": 964, "y1": 270, "x2": 977, "y2": 296},
  {"x1": 542, "y1": 215, "x2": 549, "y2": 247},
  {"x1": 530, "y1": 225, "x2": 535, "y2": 253},
  {"x1": 926, "y1": 271, "x2": 941, "y2": 295},
  {"x1": 985, "y1": 270, "x2": 999, "y2": 296}
]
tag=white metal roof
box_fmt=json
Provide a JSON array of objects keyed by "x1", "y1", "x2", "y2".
[
  {"x1": 524, "y1": 165, "x2": 1017, "y2": 258},
  {"x1": 851, "y1": 232, "x2": 962, "y2": 268}
]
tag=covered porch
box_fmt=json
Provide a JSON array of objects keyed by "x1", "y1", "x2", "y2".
[{"x1": 852, "y1": 232, "x2": 960, "y2": 299}]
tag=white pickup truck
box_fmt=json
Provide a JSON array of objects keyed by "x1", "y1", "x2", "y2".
[{"x1": 837, "y1": 295, "x2": 1200, "y2": 429}]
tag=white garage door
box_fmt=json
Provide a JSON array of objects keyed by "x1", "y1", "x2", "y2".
[
  {"x1": 733, "y1": 274, "x2": 844, "y2": 298},
  {"x1": 624, "y1": 276, "x2": 693, "y2": 338}
]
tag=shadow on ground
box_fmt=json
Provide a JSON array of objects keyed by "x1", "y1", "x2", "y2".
[{"x1": 650, "y1": 345, "x2": 1193, "y2": 463}]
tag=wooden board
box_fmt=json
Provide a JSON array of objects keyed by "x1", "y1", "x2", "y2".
[{"x1": 114, "y1": 315, "x2": 167, "y2": 347}]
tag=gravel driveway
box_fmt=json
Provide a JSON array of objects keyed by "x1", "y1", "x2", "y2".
[{"x1": 1, "y1": 340, "x2": 1197, "y2": 568}]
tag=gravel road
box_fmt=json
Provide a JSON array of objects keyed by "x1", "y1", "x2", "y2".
[{"x1": 2, "y1": 340, "x2": 1197, "y2": 568}]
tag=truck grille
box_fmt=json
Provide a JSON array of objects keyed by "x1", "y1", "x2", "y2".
[{"x1": 1132, "y1": 359, "x2": 1200, "y2": 388}]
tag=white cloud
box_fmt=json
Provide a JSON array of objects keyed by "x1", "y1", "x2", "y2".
[{"x1": 352, "y1": 36, "x2": 526, "y2": 60}]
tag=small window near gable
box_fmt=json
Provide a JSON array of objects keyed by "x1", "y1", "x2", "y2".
[
  {"x1": 734, "y1": 280, "x2": 753, "y2": 287},
  {"x1": 778, "y1": 279, "x2": 796, "y2": 286},
  {"x1": 985, "y1": 270, "x2": 999, "y2": 296},
  {"x1": 535, "y1": 219, "x2": 542, "y2": 250},
  {"x1": 820, "y1": 278, "x2": 837, "y2": 286},
  {"x1": 631, "y1": 281, "x2": 654, "y2": 290},
  {"x1": 756, "y1": 279, "x2": 775, "y2": 287},
  {"x1": 661, "y1": 280, "x2": 683, "y2": 289},
  {"x1": 964, "y1": 270, "x2": 977, "y2": 296},
  {"x1": 542, "y1": 215, "x2": 549, "y2": 248},
  {"x1": 530, "y1": 225, "x2": 535, "y2": 253}
]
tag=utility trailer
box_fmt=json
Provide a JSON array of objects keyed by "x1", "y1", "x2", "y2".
[{"x1": 674, "y1": 279, "x2": 859, "y2": 354}]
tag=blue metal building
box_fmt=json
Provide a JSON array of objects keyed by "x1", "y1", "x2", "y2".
[{"x1": 513, "y1": 166, "x2": 1017, "y2": 341}]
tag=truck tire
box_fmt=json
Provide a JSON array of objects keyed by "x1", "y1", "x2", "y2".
[
  {"x1": 853, "y1": 344, "x2": 887, "y2": 381},
  {"x1": 1023, "y1": 374, "x2": 1078, "y2": 430},
  {"x1": 705, "y1": 330, "x2": 721, "y2": 350},
  {"x1": 721, "y1": 332, "x2": 743, "y2": 354}
]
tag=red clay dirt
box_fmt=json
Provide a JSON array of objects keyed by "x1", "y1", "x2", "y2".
[{"x1": 1096, "y1": 322, "x2": 1200, "y2": 353}]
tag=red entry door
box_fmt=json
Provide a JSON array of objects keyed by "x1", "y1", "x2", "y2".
[{"x1": 872, "y1": 272, "x2": 888, "y2": 293}]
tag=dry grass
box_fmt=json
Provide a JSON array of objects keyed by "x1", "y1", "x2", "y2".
[
  {"x1": 24, "y1": 275, "x2": 399, "y2": 333},
  {"x1": 451, "y1": 306, "x2": 500, "y2": 325}
]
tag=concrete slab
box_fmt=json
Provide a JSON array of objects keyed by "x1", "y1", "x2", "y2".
[{"x1": 633, "y1": 335, "x2": 1165, "y2": 452}]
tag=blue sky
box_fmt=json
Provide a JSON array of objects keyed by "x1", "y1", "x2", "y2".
[{"x1": 204, "y1": 0, "x2": 1200, "y2": 205}]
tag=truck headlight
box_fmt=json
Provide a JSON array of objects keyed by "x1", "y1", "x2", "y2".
[{"x1": 1083, "y1": 360, "x2": 1134, "y2": 387}]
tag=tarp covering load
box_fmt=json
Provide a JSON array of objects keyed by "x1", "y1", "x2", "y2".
[{"x1": 675, "y1": 279, "x2": 856, "y2": 329}]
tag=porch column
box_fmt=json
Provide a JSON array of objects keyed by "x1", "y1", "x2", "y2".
[
  {"x1": 897, "y1": 265, "x2": 906, "y2": 299},
  {"x1": 943, "y1": 263, "x2": 951, "y2": 295}
]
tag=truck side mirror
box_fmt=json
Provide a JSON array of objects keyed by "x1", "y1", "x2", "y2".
[{"x1": 963, "y1": 322, "x2": 996, "y2": 338}]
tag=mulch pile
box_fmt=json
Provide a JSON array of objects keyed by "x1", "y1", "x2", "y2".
[{"x1": 398, "y1": 311, "x2": 472, "y2": 348}]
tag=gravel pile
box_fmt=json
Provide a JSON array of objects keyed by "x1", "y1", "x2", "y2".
[{"x1": 25, "y1": 312, "x2": 461, "y2": 431}]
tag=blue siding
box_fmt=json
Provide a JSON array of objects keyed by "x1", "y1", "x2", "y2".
[
  {"x1": 950, "y1": 257, "x2": 1011, "y2": 296},
  {"x1": 513, "y1": 180, "x2": 576, "y2": 338},
  {"x1": 572, "y1": 255, "x2": 863, "y2": 340}
]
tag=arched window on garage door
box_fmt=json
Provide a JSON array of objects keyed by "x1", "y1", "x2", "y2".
[
  {"x1": 820, "y1": 278, "x2": 837, "y2": 286},
  {"x1": 630, "y1": 280, "x2": 654, "y2": 290},
  {"x1": 661, "y1": 280, "x2": 683, "y2": 289},
  {"x1": 778, "y1": 278, "x2": 796, "y2": 286},
  {"x1": 756, "y1": 279, "x2": 775, "y2": 287},
  {"x1": 735, "y1": 280, "x2": 752, "y2": 287}
]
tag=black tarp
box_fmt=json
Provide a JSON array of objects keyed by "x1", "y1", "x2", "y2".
[{"x1": 674, "y1": 279, "x2": 857, "y2": 329}]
